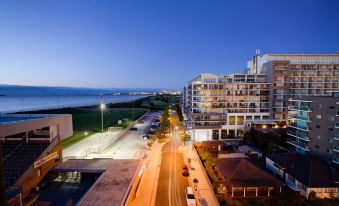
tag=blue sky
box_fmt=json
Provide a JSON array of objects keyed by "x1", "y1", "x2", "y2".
[{"x1": 0, "y1": 0, "x2": 339, "y2": 89}]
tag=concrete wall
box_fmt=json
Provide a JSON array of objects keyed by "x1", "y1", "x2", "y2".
[{"x1": 0, "y1": 114, "x2": 73, "y2": 140}]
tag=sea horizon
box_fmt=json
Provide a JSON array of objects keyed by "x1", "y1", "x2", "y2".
[{"x1": 0, "y1": 85, "x2": 159, "y2": 113}]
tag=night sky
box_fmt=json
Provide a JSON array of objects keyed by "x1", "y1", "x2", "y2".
[{"x1": 1, "y1": 0, "x2": 339, "y2": 89}]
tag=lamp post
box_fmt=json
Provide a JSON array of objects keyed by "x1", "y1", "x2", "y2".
[
  {"x1": 193, "y1": 178, "x2": 199, "y2": 191},
  {"x1": 100, "y1": 103, "x2": 105, "y2": 133}
]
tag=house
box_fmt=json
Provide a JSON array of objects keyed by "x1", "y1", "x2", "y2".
[
  {"x1": 266, "y1": 152, "x2": 339, "y2": 199},
  {"x1": 215, "y1": 157, "x2": 282, "y2": 198}
]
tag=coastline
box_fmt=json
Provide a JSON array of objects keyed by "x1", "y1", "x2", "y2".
[{"x1": 0, "y1": 94, "x2": 151, "y2": 114}]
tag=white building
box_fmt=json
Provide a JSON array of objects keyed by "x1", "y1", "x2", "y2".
[{"x1": 182, "y1": 73, "x2": 270, "y2": 141}]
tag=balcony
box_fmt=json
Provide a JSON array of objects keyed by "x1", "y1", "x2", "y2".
[
  {"x1": 333, "y1": 157, "x2": 339, "y2": 165},
  {"x1": 193, "y1": 123, "x2": 222, "y2": 129},
  {"x1": 288, "y1": 122, "x2": 310, "y2": 131},
  {"x1": 288, "y1": 114, "x2": 311, "y2": 122},
  {"x1": 287, "y1": 131, "x2": 310, "y2": 141},
  {"x1": 288, "y1": 105, "x2": 312, "y2": 112},
  {"x1": 287, "y1": 139, "x2": 310, "y2": 151},
  {"x1": 334, "y1": 146, "x2": 339, "y2": 152}
]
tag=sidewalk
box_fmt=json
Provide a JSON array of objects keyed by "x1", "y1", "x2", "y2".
[
  {"x1": 127, "y1": 140, "x2": 166, "y2": 206},
  {"x1": 181, "y1": 143, "x2": 220, "y2": 206}
]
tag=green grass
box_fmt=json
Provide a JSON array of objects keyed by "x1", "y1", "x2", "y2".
[{"x1": 61, "y1": 108, "x2": 147, "y2": 148}]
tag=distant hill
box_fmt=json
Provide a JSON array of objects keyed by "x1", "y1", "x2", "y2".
[{"x1": 0, "y1": 84, "x2": 161, "y2": 97}]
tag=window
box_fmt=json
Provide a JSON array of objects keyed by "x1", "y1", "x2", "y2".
[
  {"x1": 317, "y1": 104, "x2": 322, "y2": 109},
  {"x1": 336, "y1": 110, "x2": 339, "y2": 116},
  {"x1": 315, "y1": 145, "x2": 320, "y2": 149},
  {"x1": 317, "y1": 135, "x2": 321, "y2": 140},
  {"x1": 336, "y1": 123, "x2": 339, "y2": 128},
  {"x1": 229, "y1": 116, "x2": 235, "y2": 125},
  {"x1": 316, "y1": 114, "x2": 321, "y2": 119},
  {"x1": 221, "y1": 130, "x2": 227, "y2": 139},
  {"x1": 316, "y1": 125, "x2": 321, "y2": 128},
  {"x1": 212, "y1": 130, "x2": 219, "y2": 140},
  {"x1": 329, "y1": 128, "x2": 334, "y2": 131},
  {"x1": 330, "y1": 106, "x2": 335, "y2": 109}
]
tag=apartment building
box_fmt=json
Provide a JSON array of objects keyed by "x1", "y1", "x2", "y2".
[
  {"x1": 247, "y1": 52, "x2": 339, "y2": 125},
  {"x1": 183, "y1": 73, "x2": 270, "y2": 141},
  {"x1": 287, "y1": 92, "x2": 339, "y2": 166}
]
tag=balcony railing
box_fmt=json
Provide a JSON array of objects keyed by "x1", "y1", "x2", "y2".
[
  {"x1": 288, "y1": 122, "x2": 310, "y2": 131},
  {"x1": 287, "y1": 131, "x2": 310, "y2": 141},
  {"x1": 288, "y1": 106, "x2": 311, "y2": 112},
  {"x1": 288, "y1": 114, "x2": 311, "y2": 122},
  {"x1": 334, "y1": 146, "x2": 339, "y2": 152},
  {"x1": 333, "y1": 157, "x2": 339, "y2": 165},
  {"x1": 287, "y1": 139, "x2": 310, "y2": 151}
]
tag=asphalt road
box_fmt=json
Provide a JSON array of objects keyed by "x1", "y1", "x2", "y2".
[{"x1": 155, "y1": 127, "x2": 189, "y2": 206}]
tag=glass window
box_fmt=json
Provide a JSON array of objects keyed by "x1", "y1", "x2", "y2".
[
  {"x1": 316, "y1": 114, "x2": 321, "y2": 119},
  {"x1": 237, "y1": 116, "x2": 244, "y2": 125},
  {"x1": 336, "y1": 123, "x2": 339, "y2": 128},
  {"x1": 229, "y1": 116, "x2": 235, "y2": 125},
  {"x1": 212, "y1": 130, "x2": 219, "y2": 140}
]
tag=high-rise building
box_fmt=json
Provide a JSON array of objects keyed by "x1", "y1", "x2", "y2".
[
  {"x1": 287, "y1": 92, "x2": 339, "y2": 166},
  {"x1": 182, "y1": 73, "x2": 270, "y2": 141},
  {"x1": 247, "y1": 52, "x2": 339, "y2": 125},
  {"x1": 182, "y1": 52, "x2": 339, "y2": 142}
]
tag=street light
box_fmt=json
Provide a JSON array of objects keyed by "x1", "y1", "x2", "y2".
[
  {"x1": 100, "y1": 103, "x2": 105, "y2": 133},
  {"x1": 193, "y1": 178, "x2": 199, "y2": 191}
]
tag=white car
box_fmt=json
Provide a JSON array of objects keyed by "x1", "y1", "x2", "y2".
[{"x1": 185, "y1": 187, "x2": 196, "y2": 206}]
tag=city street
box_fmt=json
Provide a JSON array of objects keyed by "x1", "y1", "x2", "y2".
[{"x1": 155, "y1": 112, "x2": 189, "y2": 206}]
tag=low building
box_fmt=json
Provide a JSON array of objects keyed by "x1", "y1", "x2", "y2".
[
  {"x1": 266, "y1": 152, "x2": 339, "y2": 199},
  {"x1": 238, "y1": 145, "x2": 263, "y2": 159},
  {"x1": 37, "y1": 159, "x2": 143, "y2": 206},
  {"x1": 215, "y1": 157, "x2": 282, "y2": 198}
]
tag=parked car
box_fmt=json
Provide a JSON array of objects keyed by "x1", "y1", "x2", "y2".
[
  {"x1": 185, "y1": 187, "x2": 196, "y2": 206},
  {"x1": 130, "y1": 127, "x2": 138, "y2": 130},
  {"x1": 182, "y1": 168, "x2": 189, "y2": 177},
  {"x1": 143, "y1": 135, "x2": 150, "y2": 139},
  {"x1": 182, "y1": 163, "x2": 188, "y2": 170}
]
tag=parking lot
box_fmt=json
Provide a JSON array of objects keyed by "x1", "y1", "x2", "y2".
[{"x1": 86, "y1": 111, "x2": 162, "y2": 159}]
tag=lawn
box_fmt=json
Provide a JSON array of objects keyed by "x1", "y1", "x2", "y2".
[{"x1": 105, "y1": 94, "x2": 180, "y2": 111}]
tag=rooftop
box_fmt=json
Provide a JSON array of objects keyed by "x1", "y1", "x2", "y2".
[
  {"x1": 216, "y1": 157, "x2": 282, "y2": 187},
  {"x1": 267, "y1": 153, "x2": 339, "y2": 188},
  {"x1": 0, "y1": 114, "x2": 61, "y2": 125},
  {"x1": 53, "y1": 159, "x2": 141, "y2": 206}
]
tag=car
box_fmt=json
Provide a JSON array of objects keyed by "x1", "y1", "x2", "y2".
[
  {"x1": 185, "y1": 187, "x2": 196, "y2": 206},
  {"x1": 143, "y1": 135, "x2": 150, "y2": 139},
  {"x1": 130, "y1": 127, "x2": 138, "y2": 130},
  {"x1": 138, "y1": 120, "x2": 144, "y2": 124},
  {"x1": 182, "y1": 169, "x2": 189, "y2": 176},
  {"x1": 182, "y1": 163, "x2": 188, "y2": 170}
]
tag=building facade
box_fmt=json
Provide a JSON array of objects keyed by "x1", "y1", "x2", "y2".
[
  {"x1": 247, "y1": 53, "x2": 339, "y2": 125},
  {"x1": 183, "y1": 73, "x2": 270, "y2": 141},
  {"x1": 287, "y1": 93, "x2": 339, "y2": 166},
  {"x1": 182, "y1": 52, "x2": 339, "y2": 142}
]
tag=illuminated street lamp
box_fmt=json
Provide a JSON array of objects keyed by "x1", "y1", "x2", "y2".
[
  {"x1": 193, "y1": 178, "x2": 199, "y2": 191},
  {"x1": 100, "y1": 103, "x2": 106, "y2": 133}
]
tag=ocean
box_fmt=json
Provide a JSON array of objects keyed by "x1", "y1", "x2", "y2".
[{"x1": 0, "y1": 85, "x2": 157, "y2": 113}]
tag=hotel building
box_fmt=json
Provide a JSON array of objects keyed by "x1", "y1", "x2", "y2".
[
  {"x1": 287, "y1": 92, "x2": 339, "y2": 166},
  {"x1": 182, "y1": 52, "x2": 339, "y2": 142},
  {"x1": 247, "y1": 52, "x2": 339, "y2": 125},
  {"x1": 183, "y1": 73, "x2": 270, "y2": 141}
]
